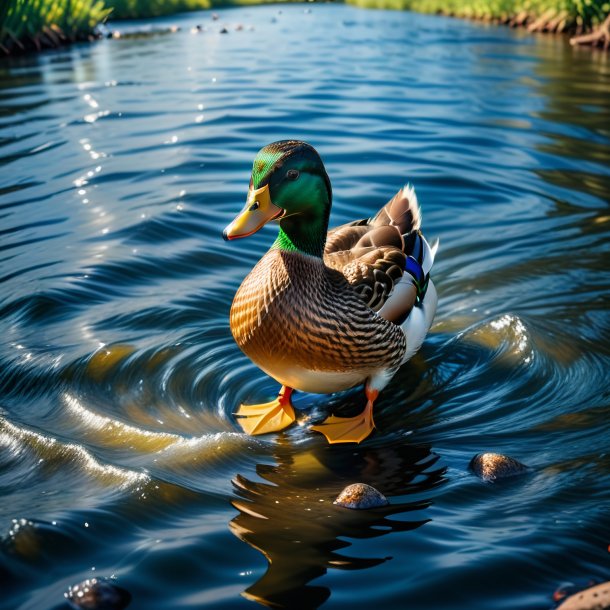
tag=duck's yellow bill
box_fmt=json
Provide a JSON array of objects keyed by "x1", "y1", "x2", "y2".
[{"x1": 223, "y1": 185, "x2": 283, "y2": 240}]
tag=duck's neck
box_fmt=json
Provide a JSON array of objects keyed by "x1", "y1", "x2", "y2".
[
  {"x1": 271, "y1": 199, "x2": 330, "y2": 258},
  {"x1": 272, "y1": 225, "x2": 325, "y2": 258}
]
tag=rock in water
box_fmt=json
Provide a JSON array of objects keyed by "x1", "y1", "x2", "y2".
[
  {"x1": 2, "y1": 518, "x2": 41, "y2": 558},
  {"x1": 334, "y1": 483, "x2": 388, "y2": 509},
  {"x1": 469, "y1": 452, "x2": 529, "y2": 482},
  {"x1": 65, "y1": 578, "x2": 131, "y2": 610},
  {"x1": 1, "y1": 518, "x2": 67, "y2": 560},
  {"x1": 556, "y1": 581, "x2": 610, "y2": 610},
  {"x1": 553, "y1": 581, "x2": 601, "y2": 605}
]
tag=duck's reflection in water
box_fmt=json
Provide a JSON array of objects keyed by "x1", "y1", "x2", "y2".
[{"x1": 230, "y1": 439, "x2": 446, "y2": 609}]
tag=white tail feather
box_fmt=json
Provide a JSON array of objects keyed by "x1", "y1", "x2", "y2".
[
  {"x1": 403, "y1": 183, "x2": 421, "y2": 232},
  {"x1": 401, "y1": 279, "x2": 438, "y2": 363},
  {"x1": 420, "y1": 235, "x2": 438, "y2": 276}
]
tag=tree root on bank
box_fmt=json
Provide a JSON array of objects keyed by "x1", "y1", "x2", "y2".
[
  {"x1": 504, "y1": 8, "x2": 610, "y2": 46},
  {"x1": 570, "y1": 14, "x2": 610, "y2": 49},
  {"x1": 504, "y1": 9, "x2": 571, "y2": 33},
  {"x1": 436, "y1": 4, "x2": 610, "y2": 50},
  {"x1": 546, "y1": 11, "x2": 568, "y2": 33},
  {"x1": 528, "y1": 8, "x2": 558, "y2": 32},
  {"x1": 509, "y1": 10, "x2": 529, "y2": 27},
  {"x1": 446, "y1": 8, "x2": 606, "y2": 47},
  {"x1": 524, "y1": 9, "x2": 571, "y2": 33}
]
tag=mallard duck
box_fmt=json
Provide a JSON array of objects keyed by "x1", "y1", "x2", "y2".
[{"x1": 223, "y1": 140, "x2": 438, "y2": 444}]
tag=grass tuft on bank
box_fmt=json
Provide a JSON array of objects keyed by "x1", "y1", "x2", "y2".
[{"x1": 0, "y1": 0, "x2": 111, "y2": 54}]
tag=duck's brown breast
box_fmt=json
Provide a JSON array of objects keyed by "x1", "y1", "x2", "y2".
[{"x1": 230, "y1": 249, "x2": 406, "y2": 375}]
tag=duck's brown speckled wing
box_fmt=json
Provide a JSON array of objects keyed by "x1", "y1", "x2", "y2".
[{"x1": 324, "y1": 185, "x2": 422, "y2": 320}]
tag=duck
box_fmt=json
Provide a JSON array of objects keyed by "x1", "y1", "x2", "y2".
[{"x1": 223, "y1": 140, "x2": 438, "y2": 444}]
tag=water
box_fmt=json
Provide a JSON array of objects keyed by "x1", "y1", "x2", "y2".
[{"x1": 0, "y1": 4, "x2": 609, "y2": 609}]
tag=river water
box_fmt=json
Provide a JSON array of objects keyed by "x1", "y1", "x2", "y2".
[{"x1": 0, "y1": 4, "x2": 609, "y2": 609}]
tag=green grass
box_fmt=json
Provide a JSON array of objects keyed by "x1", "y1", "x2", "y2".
[{"x1": 0, "y1": 0, "x2": 111, "y2": 54}]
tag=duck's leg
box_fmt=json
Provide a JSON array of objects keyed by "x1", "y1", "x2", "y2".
[
  {"x1": 311, "y1": 386, "x2": 379, "y2": 444},
  {"x1": 235, "y1": 385, "x2": 296, "y2": 435}
]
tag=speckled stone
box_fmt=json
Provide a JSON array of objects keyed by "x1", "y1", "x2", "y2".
[
  {"x1": 556, "y1": 581, "x2": 610, "y2": 610},
  {"x1": 469, "y1": 452, "x2": 529, "y2": 482},
  {"x1": 65, "y1": 578, "x2": 131, "y2": 610},
  {"x1": 334, "y1": 483, "x2": 389, "y2": 510}
]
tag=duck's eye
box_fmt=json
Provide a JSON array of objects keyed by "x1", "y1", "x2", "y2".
[
  {"x1": 286, "y1": 169, "x2": 300, "y2": 181},
  {"x1": 249, "y1": 201, "x2": 260, "y2": 211}
]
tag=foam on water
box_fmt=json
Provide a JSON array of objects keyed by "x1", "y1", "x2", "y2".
[{"x1": 0, "y1": 417, "x2": 150, "y2": 489}]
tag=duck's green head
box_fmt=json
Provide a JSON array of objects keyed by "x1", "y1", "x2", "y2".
[{"x1": 223, "y1": 140, "x2": 332, "y2": 257}]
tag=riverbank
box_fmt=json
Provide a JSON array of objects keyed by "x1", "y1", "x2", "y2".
[
  {"x1": 346, "y1": 0, "x2": 610, "y2": 48},
  {"x1": 110, "y1": 0, "x2": 294, "y2": 19},
  {"x1": 1, "y1": 0, "x2": 609, "y2": 55},
  {"x1": 0, "y1": 0, "x2": 111, "y2": 55},
  {"x1": 0, "y1": 0, "x2": 299, "y2": 54}
]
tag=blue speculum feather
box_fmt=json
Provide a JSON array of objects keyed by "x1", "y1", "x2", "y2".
[{"x1": 405, "y1": 256, "x2": 426, "y2": 289}]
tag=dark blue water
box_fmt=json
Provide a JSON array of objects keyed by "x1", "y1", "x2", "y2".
[{"x1": 1, "y1": 5, "x2": 609, "y2": 609}]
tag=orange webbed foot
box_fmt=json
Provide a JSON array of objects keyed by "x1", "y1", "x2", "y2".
[
  {"x1": 235, "y1": 386, "x2": 296, "y2": 435},
  {"x1": 310, "y1": 388, "x2": 378, "y2": 444}
]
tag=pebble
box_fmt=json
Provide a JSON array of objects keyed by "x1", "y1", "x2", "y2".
[
  {"x1": 0, "y1": 518, "x2": 64, "y2": 559},
  {"x1": 554, "y1": 581, "x2": 601, "y2": 604},
  {"x1": 469, "y1": 452, "x2": 529, "y2": 482},
  {"x1": 334, "y1": 483, "x2": 388, "y2": 509},
  {"x1": 2, "y1": 518, "x2": 41, "y2": 557},
  {"x1": 65, "y1": 578, "x2": 131, "y2": 610},
  {"x1": 556, "y1": 581, "x2": 610, "y2": 610}
]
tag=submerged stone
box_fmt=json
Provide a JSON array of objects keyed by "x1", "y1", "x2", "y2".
[
  {"x1": 65, "y1": 578, "x2": 131, "y2": 610},
  {"x1": 2, "y1": 517, "x2": 84, "y2": 563},
  {"x1": 556, "y1": 581, "x2": 610, "y2": 610},
  {"x1": 469, "y1": 452, "x2": 529, "y2": 482},
  {"x1": 553, "y1": 580, "x2": 601, "y2": 604},
  {"x1": 1, "y1": 518, "x2": 60, "y2": 559},
  {"x1": 2, "y1": 518, "x2": 40, "y2": 557},
  {"x1": 334, "y1": 483, "x2": 388, "y2": 509}
]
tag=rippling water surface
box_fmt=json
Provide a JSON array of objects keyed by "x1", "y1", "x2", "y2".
[{"x1": 1, "y1": 5, "x2": 609, "y2": 609}]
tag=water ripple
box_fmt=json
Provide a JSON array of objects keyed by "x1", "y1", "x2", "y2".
[{"x1": 0, "y1": 5, "x2": 608, "y2": 610}]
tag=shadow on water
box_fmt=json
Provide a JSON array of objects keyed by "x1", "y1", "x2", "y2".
[{"x1": 230, "y1": 440, "x2": 446, "y2": 609}]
